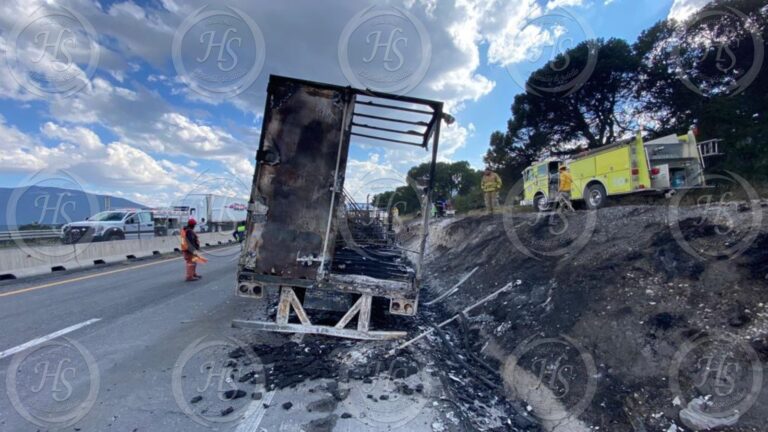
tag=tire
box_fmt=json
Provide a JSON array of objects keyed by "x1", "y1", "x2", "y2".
[
  {"x1": 585, "y1": 183, "x2": 607, "y2": 209},
  {"x1": 103, "y1": 232, "x2": 123, "y2": 242},
  {"x1": 533, "y1": 194, "x2": 550, "y2": 212}
]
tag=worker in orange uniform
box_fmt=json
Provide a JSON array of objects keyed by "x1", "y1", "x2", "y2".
[
  {"x1": 557, "y1": 165, "x2": 575, "y2": 212},
  {"x1": 481, "y1": 168, "x2": 503, "y2": 214},
  {"x1": 180, "y1": 218, "x2": 203, "y2": 281}
]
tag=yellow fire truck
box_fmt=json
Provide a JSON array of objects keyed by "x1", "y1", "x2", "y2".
[{"x1": 522, "y1": 131, "x2": 722, "y2": 211}]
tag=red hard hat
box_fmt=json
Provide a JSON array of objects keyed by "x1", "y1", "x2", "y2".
[{"x1": 188, "y1": 218, "x2": 197, "y2": 226}]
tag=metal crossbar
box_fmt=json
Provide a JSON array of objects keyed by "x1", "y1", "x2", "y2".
[{"x1": 232, "y1": 287, "x2": 406, "y2": 340}]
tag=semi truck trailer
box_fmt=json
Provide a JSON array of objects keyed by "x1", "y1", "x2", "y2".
[{"x1": 233, "y1": 75, "x2": 449, "y2": 340}]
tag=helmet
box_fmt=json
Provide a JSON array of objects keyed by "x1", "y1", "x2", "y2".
[{"x1": 188, "y1": 218, "x2": 197, "y2": 226}]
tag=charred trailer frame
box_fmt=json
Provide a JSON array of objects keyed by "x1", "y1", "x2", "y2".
[{"x1": 233, "y1": 75, "x2": 445, "y2": 340}]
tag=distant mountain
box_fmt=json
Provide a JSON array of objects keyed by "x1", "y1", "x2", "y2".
[{"x1": 0, "y1": 186, "x2": 147, "y2": 230}]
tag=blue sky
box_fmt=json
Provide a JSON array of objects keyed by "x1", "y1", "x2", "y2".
[{"x1": 0, "y1": 0, "x2": 708, "y2": 206}]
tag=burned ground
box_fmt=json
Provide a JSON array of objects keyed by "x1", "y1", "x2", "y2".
[
  {"x1": 417, "y1": 199, "x2": 768, "y2": 431},
  {"x1": 191, "y1": 199, "x2": 767, "y2": 431}
]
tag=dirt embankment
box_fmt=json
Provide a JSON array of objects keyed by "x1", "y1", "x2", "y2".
[{"x1": 416, "y1": 199, "x2": 768, "y2": 432}]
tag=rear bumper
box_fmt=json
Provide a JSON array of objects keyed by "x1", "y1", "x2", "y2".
[{"x1": 630, "y1": 185, "x2": 713, "y2": 196}]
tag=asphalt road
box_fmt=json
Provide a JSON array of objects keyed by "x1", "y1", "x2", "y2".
[
  {"x1": 0, "y1": 246, "x2": 265, "y2": 432},
  {"x1": 0, "y1": 247, "x2": 447, "y2": 432}
]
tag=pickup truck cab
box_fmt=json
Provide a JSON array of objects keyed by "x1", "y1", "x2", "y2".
[{"x1": 61, "y1": 210, "x2": 155, "y2": 244}]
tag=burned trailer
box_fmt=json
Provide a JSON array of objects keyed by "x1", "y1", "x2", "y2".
[{"x1": 233, "y1": 75, "x2": 447, "y2": 340}]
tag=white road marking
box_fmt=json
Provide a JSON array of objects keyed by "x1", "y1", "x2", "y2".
[
  {"x1": 235, "y1": 390, "x2": 277, "y2": 432},
  {"x1": 0, "y1": 318, "x2": 101, "y2": 360}
]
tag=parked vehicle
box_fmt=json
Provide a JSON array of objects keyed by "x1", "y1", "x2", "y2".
[
  {"x1": 522, "y1": 130, "x2": 722, "y2": 210},
  {"x1": 174, "y1": 194, "x2": 247, "y2": 233},
  {"x1": 445, "y1": 201, "x2": 456, "y2": 217},
  {"x1": 61, "y1": 209, "x2": 154, "y2": 244},
  {"x1": 233, "y1": 75, "x2": 447, "y2": 340},
  {"x1": 149, "y1": 208, "x2": 191, "y2": 237}
]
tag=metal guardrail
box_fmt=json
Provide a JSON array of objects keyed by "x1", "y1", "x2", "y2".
[{"x1": 0, "y1": 230, "x2": 61, "y2": 241}]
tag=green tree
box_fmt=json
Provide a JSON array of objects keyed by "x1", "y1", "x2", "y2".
[
  {"x1": 488, "y1": 0, "x2": 768, "y2": 185},
  {"x1": 405, "y1": 161, "x2": 481, "y2": 200},
  {"x1": 372, "y1": 186, "x2": 421, "y2": 215},
  {"x1": 486, "y1": 38, "x2": 642, "y2": 188},
  {"x1": 371, "y1": 161, "x2": 484, "y2": 215},
  {"x1": 485, "y1": 115, "x2": 552, "y2": 185},
  {"x1": 635, "y1": 0, "x2": 768, "y2": 180},
  {"x1": 515, "y1": 38, "x2": 641, "y2": 149}
]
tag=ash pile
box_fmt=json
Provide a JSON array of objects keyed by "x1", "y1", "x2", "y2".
[
  {"x1": 331, "y1": 200, "x2": 414, "y2": 283},
  {"x1": 217, "y1": 332, "x2": 541, "y2": 431}
]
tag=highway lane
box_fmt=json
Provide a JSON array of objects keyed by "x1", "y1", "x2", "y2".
[
  {"x1": 0, "y1": 247, "x2": 241, "y2": 351},
  {"x1": 0, "y1": 246, "x2": 448, "y2": 432},
  {"x1": 0, "y1": 246, "x2": 278, "y2": 432}
]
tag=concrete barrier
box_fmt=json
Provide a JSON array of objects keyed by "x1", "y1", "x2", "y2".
[{"x1": 0, "y1": 232, "x2": 236, "y2": 280}]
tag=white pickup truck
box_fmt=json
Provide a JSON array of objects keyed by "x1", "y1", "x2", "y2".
[{"x1": 61, "y1": 209, "x2": 155, "y2": 244}]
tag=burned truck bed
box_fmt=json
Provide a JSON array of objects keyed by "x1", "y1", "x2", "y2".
[{"x1": 234, "y1": 75, "x2": 446, "y2": 340}]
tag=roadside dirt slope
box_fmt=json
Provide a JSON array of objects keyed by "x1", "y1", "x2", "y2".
[{"x1": 417, "y1": 199, "x2": 768, "y2": 432}]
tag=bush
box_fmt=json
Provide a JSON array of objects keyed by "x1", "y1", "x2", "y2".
[{"x1": 454, "y1": 187, "x2": 485, "y2": 213}]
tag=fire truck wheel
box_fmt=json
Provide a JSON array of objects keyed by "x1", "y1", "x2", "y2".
[
  {"x1": 533, "y1": 194, "x2": 549, "y2": 212},
  {"x1": 585, "y1": 183, "x2": 607, "y2": 209}
]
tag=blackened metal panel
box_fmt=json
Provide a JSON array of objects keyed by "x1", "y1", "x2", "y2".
[{"x1": 242, "y1": 76, "x2": 351, "y2": 279}]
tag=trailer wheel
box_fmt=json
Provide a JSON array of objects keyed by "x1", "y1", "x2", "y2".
[{"x1": 585, "y1": 184, "x2": 607, "y2": 209}]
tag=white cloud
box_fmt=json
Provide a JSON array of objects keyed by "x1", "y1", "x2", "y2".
[
  {"x1": 157, "y1": 113, "x2": 230, "y2": 153},
  {"x1": 42, "y1": 122, "x2": 105, "y2": 152},
  {"x1": 2, "y1": 0, "x2": 578, "y2": 204},
  {"x1": 0, "y1": 118, "x2": 188, "y2": 204},
  {"x1": 668, "y1": 0, "x2": 710, "y2": 21},
  {"x1": 0, "y1": 116, "x2": 49, "y2": 171},
  {"x1": 101, "y1": 143, "x2": 177, "y2": 186},
  {"x1": 45, "y1": 75, "x2": 250, "y2": 162},
  {"x1": 345, "y1": 154, "x2": 407, "y2": 202},
  {"x1": 546, "y1": 0, "x2": 585, "y2": 9},
  {"x1": 440, "y1": 122, "x2": 475, "y2": 161},
  {"x1": 483, "y1": 0, "x2": 590, "y2": 68}
]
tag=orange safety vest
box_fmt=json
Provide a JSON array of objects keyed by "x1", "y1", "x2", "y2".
[{"x1": 180, "y1": 227, "x2": 189, "y2": 252}]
